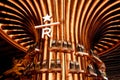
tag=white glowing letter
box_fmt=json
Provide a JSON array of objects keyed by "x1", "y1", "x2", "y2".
[{"x1": 42, "y1": 28, "x2": 51, "y2": 38}]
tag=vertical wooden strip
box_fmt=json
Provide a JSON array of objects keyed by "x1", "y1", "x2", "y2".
[
  {"x1": 79, "y1": 0, "x2": 85, "y2": 44},
  {"x1": 78, "y1": 57, "x2": 83, "y2": 80},
  {"x1": 62, "y1": 54, "x2": 65, "y2": 80},
  {"x1": 35, "y1": 1, "x2": 43, "y2": 79},
  {"x1": 65, "y1": 0, "x2": 73, "y2": 80},
  {"x1": 61, "y1": 0, "x2": 65, "y2": 80},
  {"x1": 55, "y1": 0, "x2": 62, "y2": 80},
  {"x1": 47, "y1": 0, "x2": 54, "y2": 80},
  {"x1": 70, "y1": 0, "x2": 79, "y2": 80},
  {"x1": 40, "y1": 0, "x2": 48, "y2": 80},
  {"x1": 75, "y1": 1, "x2": 85, "y2": 80},
  {"x1": 75, "y1": 0, "x2": 83, "y2": 80}
]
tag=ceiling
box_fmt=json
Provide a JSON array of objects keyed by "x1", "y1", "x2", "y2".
[{"x1": 0, "y1": 0, "x2": 120, "y2": 79}]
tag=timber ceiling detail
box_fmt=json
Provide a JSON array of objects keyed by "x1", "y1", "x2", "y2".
[{"x1": 0, "y1": 0, "x2": 120, "y2": 78}]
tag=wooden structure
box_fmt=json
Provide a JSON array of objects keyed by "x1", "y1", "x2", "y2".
[{"x1": 0, "y1": 0, "x2": 120, "y2": 80}]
